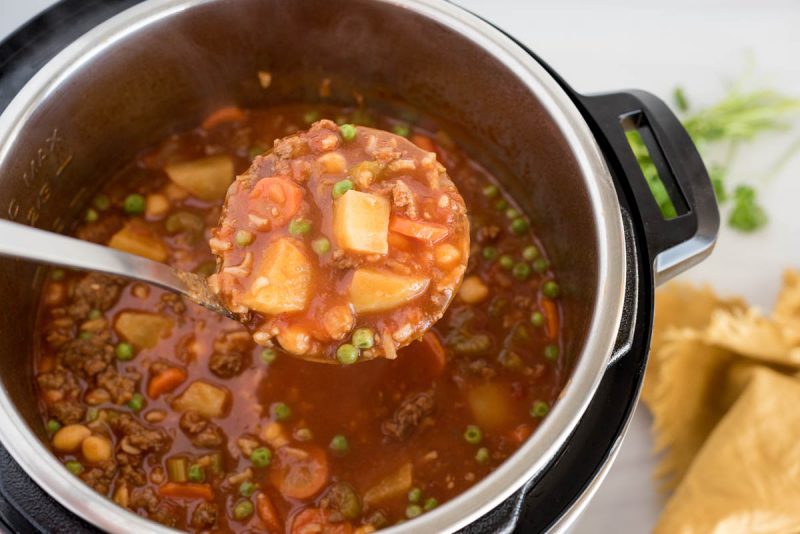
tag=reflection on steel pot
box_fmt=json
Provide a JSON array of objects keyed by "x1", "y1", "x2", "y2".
[{"x1": 0, "y1": 0, "x2": 718, "y2": 532}]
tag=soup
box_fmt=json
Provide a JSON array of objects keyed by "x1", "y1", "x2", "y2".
[{"x1": 34, "y1": 104, "x2": 565, "y2": 533}]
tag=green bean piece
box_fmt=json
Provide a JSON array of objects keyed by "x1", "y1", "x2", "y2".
[
  {"x1": 250, "y1": 447, "x2": 272, "y2": 468},
  {"x1": 166, "y1": 457, "x2": 188, "y2": 482},
  {"x1": 86, "y1": 407, "x2": 99, "y2": 422},
  {"x1": 463, "y1": 425, "x2": 482, "y2": 445},
  {"x1": 123, "y1": 194, "x2": 145, "y2": 215},
  {"x1": 351, "y1": 328, "x2": 374, "y2": 349}
]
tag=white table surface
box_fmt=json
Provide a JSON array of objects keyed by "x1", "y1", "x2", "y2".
[{"x1": 2, "y1": 1, "x2": 799, "y2": 533}]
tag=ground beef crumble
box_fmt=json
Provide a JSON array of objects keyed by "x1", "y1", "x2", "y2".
[{"x1": 381, "y1": 391, "x2": 436, "y2": 441}]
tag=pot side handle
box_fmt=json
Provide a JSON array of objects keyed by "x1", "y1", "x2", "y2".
[{"x1": 579, "y1": 90, "x2": 719, "y2": 286}]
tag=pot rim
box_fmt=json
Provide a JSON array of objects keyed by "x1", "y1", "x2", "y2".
[{"x1": 0, "y1": 0, "x2": 626, "y2": 532}]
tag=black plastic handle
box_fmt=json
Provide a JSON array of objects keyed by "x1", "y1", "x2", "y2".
[{"x1": 578, "y1": 90, "x2": 719, "y2": 285}]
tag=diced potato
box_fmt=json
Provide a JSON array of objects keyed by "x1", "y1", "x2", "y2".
[
  {"x1": 145, "y1": 193, "x2": 170, "y2": 218},
  {"x1": 458, "y1": 275, "x2": 489, "y2": 304},
  {"x1": 108, "y1": 222, "x2": 169, "y2": 262},
  {"x1": 172, "y1": 381, "x2": 229, "y2": 418},
  {"x1": 164, "y1": 155, "x2": 234, "y2": 201},
  {"x1": 363, "y1": 462, "x2": 412, "y2": 507},
  {"x1": 349, "y1": 269, "x2": 429, "y2": 314},
  {"x1": 468, "y1": 383, "x2": 515, "y2": 431},
  {"x1": 334, "y1": 190, "x2": 390, "y2": 255},
  {"x1": 114, "y1": 312, "x2": 174, "y2": 349},
  {"x1": 240, "y1": 238, "x2": 314, "y2": 315}
]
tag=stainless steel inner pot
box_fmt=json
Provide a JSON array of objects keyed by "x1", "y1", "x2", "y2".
[{"x1": 0, "y1": 0, "x2": 630, "y2": 532}]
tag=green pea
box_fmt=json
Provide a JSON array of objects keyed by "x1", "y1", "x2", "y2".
[
  {"x1": 498, "y1": 255, "x2": 514, "y2": 270},
  {"x1": 86, "y1": 407, "x2": 99, "y2": 422},
  {"x1": 392, "y1": 124, "x2": 411, "y2": 138},
  {"x1": 351, "y1": 328, "x2": 374, "y2": 349},
  {"x1": 510, "y1": 218, "x2": 529, "y2": 235},
  {"x1": 50, "y1": 269, "x2": 65, "y2": 281},
  {"x1": 123, "y1": 194, "x2": 145, "y2": 215},
  {"x1": 494, "y1": 199, "x2": 508, "y2": 211},
  {"x1": 88, "y1": 309, "x2": 102, "y2": 320},
  {"x1": 78, "y1": 331, "x2": 93, "y2": 340},
  {"x1": 127, "y1": 393, "x2": 144, "y2": 412},
  {"x1": 482, "y1": 185, "x2": 498, "y2": 198},
  {"x1": 340, "y1": 123, "x2": 357, "y2": 141},
  {"x1": 233, "y1": 499, "x2": 254, "y2": 520},
  {"x1": 522, "y1": 245, "x2": 540, "y2": 261},
  {"x1": 336, "y1": 343, "x2": 359, "y2": 365},
  {"x1": 250, "y1": 447, "x2": 272, "y2": 467},
  {"x1": 530, "y1": 400, "x2": 550, "y2": 418},
  {"x1": 481, "y1": 246, "x2": 498, "y2": 262},
  {"x1": 288, "y1": 218, "x2": 312, "y2": 236},
  {"x1": 85, "y1": 208, "x2": 99, "y2": 223},
  {"x1": 295, "y1": 428, "x2": 313, "y2": 442},
  {"x1": 93, "y1": 194, "x2": 111, "y2": 211},
  {"x1": 542, "y1": 280, "x2": 560, "y2": 298},
  {"x1": 423, "y1": 497, "x2": 438, "y2": 511},
  {"x1": 505, "y1": 208, "x2": 519, "y2": 219},
  {"x1": 235, "y1": 230, "x2": 254, "y2": 247},
  {"x1": 512, "y1": 262, "x2": 531, "y2": 281},
  {"x1": 475, "y1": 447, "x2": 490, "y2": 465},
  {"x1": 311, "y1": 237, "x2": 331, "y2": 255},
  {"x1": 533, "y1": 258, "x2": 550, "y2": 273},
  {"x1": 408, "y1": 487, "x2": 422, "y2": 503},
  {"x1": 260, "y1": 348, "x2": 277, "y2": 365},
  {"x1": 530, "y1": 311, "x2": 544, "y2": 327},
  {"x1": 330, "y1": 434, "x2": 349, "y2": 454},
  {"x1": 115, "y1": 342, "x2": 134, "y2": 361},
  {"x1": 405, "y1": 505, "x2": 422, "y2": 519},
  {"x1": 65, "y1": 460, "x2": 84, "y2": 475},
  {"x1": 332, "y1": 179, "x2": 354, "y2": 199},
  {"x1": 463, "y1": 424, "x2": 482, "y2": 445},
  {"x1": 46, "y1": 419, "x2": 61, "y2": 434},
  {"x1": 188, "y1": 464, "x2": 205, "y2": 483},
  {"x1": 544, "y1": 344, "x2": 560, "y2": 361},
  {"x1": 303, "y1": 110, "x2": 320, "y2": 124},
  {"x1": 271, "y1": 402, "x2": 291, "y2": 421},
  {"x1": 239, "y1": 481, "x2": 256, "y2": 497}
]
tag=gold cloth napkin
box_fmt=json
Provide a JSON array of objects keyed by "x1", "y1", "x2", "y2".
[{"x1": 643, "y1": 271, "x2": 800, "y2": 534}]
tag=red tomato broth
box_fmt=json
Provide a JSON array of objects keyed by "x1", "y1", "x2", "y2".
[{"x1": 33, "y1": 104, "x2": 565, "y2": 532}]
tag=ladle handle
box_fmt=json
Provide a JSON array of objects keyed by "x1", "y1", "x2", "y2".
[{"x1": 0, "y1": 219, "x2": 227, "y2": 315}]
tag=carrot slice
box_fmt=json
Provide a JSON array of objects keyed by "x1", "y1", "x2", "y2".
[
  {"x1": 291, "y1": 508, "x2": 352, "y2": 534},
  {"x1": 147, "y1": 367, "x2": 187, "y2": 398},
  {"x1": 542, "y1": 299, "x2": 559, "y2": 340},
  {"x1": 256, "y1": 492, "x2": 282, "y2": 532},
  {"x1": 389, "y1": 216, "x2": 449, "y2": 245},
  {"x1": 249, "y1": 177, "x2": 304, "y2": 228},
  {"x1": 510, "y1": 423, "x2": 533, "y2": 444},
  {"x1": 410, "y1": 134, "x2": 436, "y2": 153},
  {"x1": 419, "y1": 331, "x2": 447, "y2": 375},
  {"x1": 201, "y1": 106, "x2": 246, "y2": 130},
  {"x1": 269, "y1": 445, "x2": 329, "y2": 500},
  {"x1": 157, "y1": 482, "x2": 214, "y2": 501}
]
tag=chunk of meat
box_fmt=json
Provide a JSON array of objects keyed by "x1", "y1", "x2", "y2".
[
  {"x1": 81, "y1": 461, "x2": 117, "y2": 494},
  {"x1": 37, "y1": 368, "x2": 84, "y2": 424},
  {"x1": 390, "y1": 179, "x2": 418, "y2": 219},
  {"x1": 179, "y1": 411, "x2": 225, "y2": 449},
  {"x1": 59, "y1": 336, "x2": 114, "y2": 379},
  {"x1": 191, "y1": 502, "x2": 218, "y2": 529},
  {"x1": 208, "y1": 330, "x2": 252, "y2": 378},
  {"x1": 96, "y1": 368, "x2": 141, "y2": 404},
  {"x1": 72, "y1": 273, "x2": 125, "y2": 311},
  {"x1": 381, "y1": 391, "x2": 435, "y2": 441},
  {"x1": 75, "y1": 214, "x2": 125, "y2": 245},
  {"x1": 113, "y1": 414, "x2": 171, "y2": 453}
]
